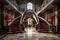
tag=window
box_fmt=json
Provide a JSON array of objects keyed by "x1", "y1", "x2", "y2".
[{"x1": 27, "y1": 2, "x2": 33, "y2": 10}]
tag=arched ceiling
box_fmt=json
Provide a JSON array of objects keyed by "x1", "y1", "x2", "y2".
[
  {"x1": 1, "y1": 0, "x2": 60, "y2": 15},
  {"x1": 16, "y1": 0, "x2": 44, "y2": 11}
]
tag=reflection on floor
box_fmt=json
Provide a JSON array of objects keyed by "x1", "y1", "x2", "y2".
[{"x1": 1, "y1": 32, "x2": 60, "y2": 40}]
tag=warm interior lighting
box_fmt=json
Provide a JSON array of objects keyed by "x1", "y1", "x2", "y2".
[
  {"x1": 25, "y1": 27, "x2": 33, "y2": 37},
  {"x1": 25, "y1": 27, "x2": 37, "y2": 37},
  {"x1": 27, "y1": 28, "x2": 33, "y2": 34}
]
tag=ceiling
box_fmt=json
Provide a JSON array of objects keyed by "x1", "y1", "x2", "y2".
[
  {"x1": 1, "y1": 0, "x2": 44, "y2": 12},
  {"x1": 1, "y1": 0, "x2": 60, "y2": 13},
  {"x1": 2, "y1": 0, "x2": 60, "y2": 5}
]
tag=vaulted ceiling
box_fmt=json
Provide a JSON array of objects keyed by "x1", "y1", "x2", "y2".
[
  {"x1": 2, "y1": 0, "x2": 44, "y2": 9},
  {"x1": 16, "y1": 0, "x2": 44, "y2": 11},
  {"x1": 1, "y1": 0, "x2": 60, "y2": 13},
  {"x1": 2, "y1": 0, "x2": 60, "y2": 5}
]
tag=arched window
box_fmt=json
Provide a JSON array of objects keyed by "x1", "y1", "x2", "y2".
[{"x1": 27, "y1": 2, "x2": 33, "y2": 10}]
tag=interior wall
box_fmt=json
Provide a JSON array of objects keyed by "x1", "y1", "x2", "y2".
[
  {"x1": 57, "y1": 5, "x2": 60, "y2": 33},
  {"x1": 0, "y1": 1, "x2": 4, "y2": 35}
]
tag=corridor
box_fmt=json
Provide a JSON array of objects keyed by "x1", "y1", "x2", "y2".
[{"x1": 0, "y1": 0, "x2": 60, "y2": 40}]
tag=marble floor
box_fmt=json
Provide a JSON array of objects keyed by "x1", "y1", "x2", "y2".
[{"x1": 0, "y1": 33, "x2": 60, "y2": 40}]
